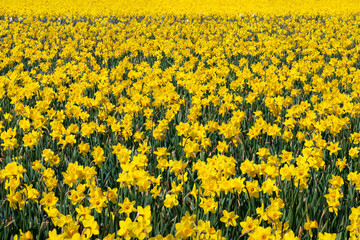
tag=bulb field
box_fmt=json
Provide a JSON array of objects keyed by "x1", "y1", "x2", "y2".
[{"x1": 2, "y1": 1, "x2": 360, "y2": 239}]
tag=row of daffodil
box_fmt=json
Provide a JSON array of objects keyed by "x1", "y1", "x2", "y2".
[
  {"x1": 1, "y1": 11, "x2": 360, "y2": 240},
  {"x1": 2, "y1": 0, "x2": 360, "y2": 16}
]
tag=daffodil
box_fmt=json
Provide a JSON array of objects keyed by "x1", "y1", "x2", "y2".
[
  {"x1": 304, "y1": 216, "x2": 318, "y2": 238},
  {"x1": 220, "y1": 210, "x2": 239, "y2": 227}
]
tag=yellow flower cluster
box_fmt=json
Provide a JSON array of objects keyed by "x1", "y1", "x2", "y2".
[
  {"x1": 1, "y1": 2, "x2": 360, "y2": 240},
  {"x1": 1, "y1": 0, "x2": 360, "y2": 16}
]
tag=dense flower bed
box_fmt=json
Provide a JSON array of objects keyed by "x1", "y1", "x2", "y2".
[{"x1": 1, "y1": 2, "x2": 360, "y2": 239}]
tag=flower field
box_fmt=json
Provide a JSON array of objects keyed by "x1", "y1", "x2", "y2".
[{"x1": 2, "y1": 1, "x2": 360, "y2": 239}]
